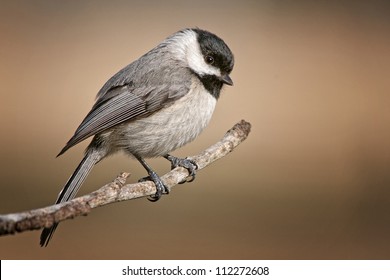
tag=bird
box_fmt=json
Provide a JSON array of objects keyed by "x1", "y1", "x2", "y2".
[{"x1": 40, "y1": 28, "x2": 234, "y2": 247}]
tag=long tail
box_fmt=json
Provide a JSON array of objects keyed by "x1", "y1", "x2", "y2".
[{"x1": 40, "y1": 149, "x2": 102, "y2": 247}]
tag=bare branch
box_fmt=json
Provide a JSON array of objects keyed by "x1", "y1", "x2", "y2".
[{"x1": 0, "y1": 120, "x2": 251, "y2": 236}]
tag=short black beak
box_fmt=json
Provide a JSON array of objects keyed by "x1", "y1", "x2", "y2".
[{"x1": 221, "y1": 74, "x2": 233, "y2": 86}]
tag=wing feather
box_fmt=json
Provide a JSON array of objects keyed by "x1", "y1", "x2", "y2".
[
  {"x1": 58, "y1": 43, "x2": 192, "y2": 156},
  {"x1": 58, "y1": 82, "x2": 189, "y2": 156}
]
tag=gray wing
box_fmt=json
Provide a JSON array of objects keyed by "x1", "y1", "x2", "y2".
[
  {"x1": 58, "y1": 81, "x2": 190, "y2": 156},
  {"x1": 57, "y1": 43, "x2": 192, "y2": 156}
]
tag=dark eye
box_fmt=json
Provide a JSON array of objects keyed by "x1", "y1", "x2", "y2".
[{"x1": 205, "y1": 55, "x2": 214, "y2": 65}]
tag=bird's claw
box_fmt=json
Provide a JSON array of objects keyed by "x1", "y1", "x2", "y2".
[
  {"x1": 139, "y1": 172, "x2": 169, "y2": 202},
  {"x1": 164, "y1": 155, "x2": 198, "y2": 184}
]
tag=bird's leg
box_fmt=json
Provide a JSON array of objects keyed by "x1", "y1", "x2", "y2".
[
  {"x1": 135, "y1": 156, "x2": 169, "y2": 202},
  {"x1": 164, "y1": 154, "x2": 198, "y2": 184}
]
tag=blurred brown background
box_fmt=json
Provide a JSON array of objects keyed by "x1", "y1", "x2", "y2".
[{"x1": 1, "y1": 0, "x2": 389, "y2": 259}]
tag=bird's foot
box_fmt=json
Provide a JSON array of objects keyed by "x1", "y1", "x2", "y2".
[
  {"x1": 139, "y1": 171, "x2": 169, "y2": 202},
  {"x1": 164, "y1": 154, "x2": 198, "y2": 184}
]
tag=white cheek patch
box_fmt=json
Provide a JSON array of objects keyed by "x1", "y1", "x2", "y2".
[
  {"x1": 169, "y1": 30, "x2": 221, "y2": 77},
  {"x1": 186, "y1": 37, "x2": 221, "y2": 77}
]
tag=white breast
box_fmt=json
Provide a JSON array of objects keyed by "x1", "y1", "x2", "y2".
[{"x1": 113, "y1": 80, "x2": 217, "y2": 158}]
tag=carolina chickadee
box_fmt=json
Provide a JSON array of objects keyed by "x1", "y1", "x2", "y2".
[{"x1": 40, "y1": 28, "x2": 234, "y2": 246}]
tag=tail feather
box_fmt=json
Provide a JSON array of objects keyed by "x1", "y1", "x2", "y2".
[{"x1": 40, "y1": 150, "x2": 101, "y2": 247}]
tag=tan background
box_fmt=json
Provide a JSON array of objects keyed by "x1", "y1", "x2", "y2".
[{"x1": 1, "y1": 0, "x2": 389, "y2": 259}]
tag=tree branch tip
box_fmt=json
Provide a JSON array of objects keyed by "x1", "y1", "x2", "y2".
[
  {"x1": 228, "y1": 120, "x2": 252, "y2": 137},
  {"x1": 114, "y1": 172, "x2": 130, "y2": 186}
]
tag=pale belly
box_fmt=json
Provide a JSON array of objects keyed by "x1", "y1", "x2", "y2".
[{"x1": 107, "y1": 85, "x2": 217, "y2": 158}]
